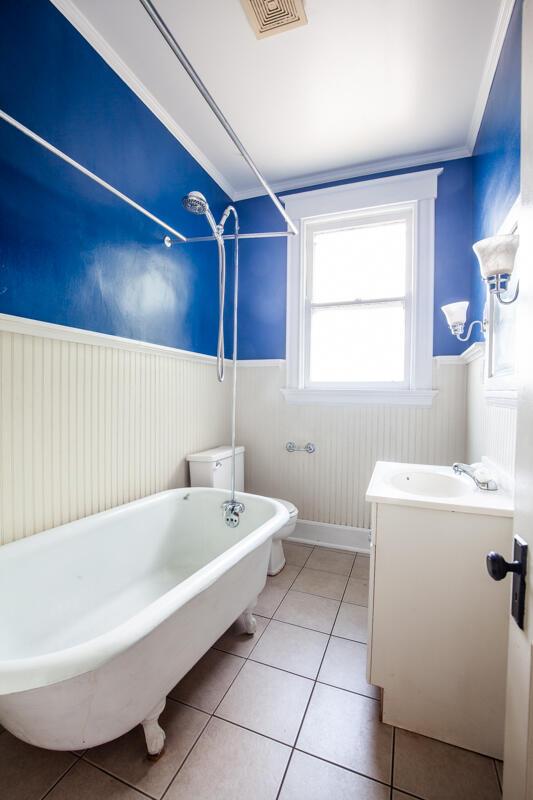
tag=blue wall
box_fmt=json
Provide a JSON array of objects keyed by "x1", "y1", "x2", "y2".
[
  {"x1": 0, "y1": 0, "x2": 232, "y2": 356},
  {"x1": 236, "y1": 157, "x2": 473, "y2": 359},
  {"x1": 471, "y1": 0, "x2": 522, "y2": 330}
]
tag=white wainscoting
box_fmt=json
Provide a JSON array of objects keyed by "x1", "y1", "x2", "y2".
[
  {"x1": 0, "y1": 324, "x2": 231, "y2": 545},
  {"x1": 236, "y1": 360, "x2": 467, "y2": 531},
  {"x1": 466, "y1": 345, "x2": 517, "y2": 481}
]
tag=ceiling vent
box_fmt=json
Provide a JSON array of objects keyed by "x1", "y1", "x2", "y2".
[{"x1": 240, "y1": 0, "x2": 307, "y2": 39}]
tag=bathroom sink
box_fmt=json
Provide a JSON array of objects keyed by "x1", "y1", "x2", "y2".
[
  {"x1": 390, "y1": 470, "x2": 470, "y2": 498},
  {"x1": 366, "y1": 461, "x2": 513, "y2": 516}
]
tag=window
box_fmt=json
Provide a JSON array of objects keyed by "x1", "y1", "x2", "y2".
[
  {"x1": 282, "y1": 170, "x2": 440, "y2": 406},
  {"x1": 305, "y1": 210, "x2": 411, "y2": 386}
]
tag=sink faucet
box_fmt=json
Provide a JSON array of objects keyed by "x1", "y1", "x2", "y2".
[{"x1": 452, "y1": 463, "x2": 498, "y2": 492}]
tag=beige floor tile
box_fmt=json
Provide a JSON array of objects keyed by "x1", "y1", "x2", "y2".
[
  {"x1": 267, "y1": 564, "x2": 302, "y2": 590},
  {"x1": 393, "y1": 728, "x2": 501, "y2": 800},
  {"x1": 392, "y1": 793, "x2": 416, "y2": 799},
  {"x1": 292, "y1": 567, "x2": 348, "y2": 600},
  {"x1": 46, "y1": 760, "x2": 145, "y2": 800},
  {"x1": 352, "y1": 554, "x2": 371, "y2": 579},
  {"x1": 318, "y1": 636, "x2": 379, "y2": 698},
  {"x1": 297, "y1": 683, "x2": 392, "y2": 782},
  {"x1": 216, "y1": 660, "x2": 313, "y2": 745},
  {"x1": 0, "y1": 731, "x2": 76, "y2": 800},
  {"x1": 333, "y1": 602, "x2": 368, "y2": 642},
  {"x1": 284, "y1": 541, "x2": 313, "y2": 567},
  {"x1": 255, "y1": 583, "x2": 288, "y2": 617},
  {"x1": 274, "y1": 590, "x2": 340, "y2": 634},
  {"x1": 279, "y1": 750, "x2": 389, "y2": 800},
  {"x1": 166, "y1": 717, "x2": 290, "y2": 800},
  {"x1": 169, "y1": 649, "x2": 244, "y2": 713},
  {"x1": 85, "y1": 700, "x2": 208, "y2": 798},
  {"x1": 306, "y1": 547, "x2": 355, "y2": 576},
  {"x1": 213, "y1": 613, "x2": 269, "y2": 657},
  {"x1": 343, "y1": 576, "x2": 370, "y2": 606},
  {"x1": 250, "y1": 619, "x2": 329, "y2": 678}
]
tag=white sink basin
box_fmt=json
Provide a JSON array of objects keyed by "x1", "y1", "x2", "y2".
[
  {"x1": 389, "y1": 470, "x2": 471, "y2": 498},
  {"x1": 366, "y1": 461, "x2": 513, "y2": 517}
]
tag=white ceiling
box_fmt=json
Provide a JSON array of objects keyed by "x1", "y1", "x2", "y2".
[{"x1": 54, "y1": 0, "x2": 511, "y2": 199}]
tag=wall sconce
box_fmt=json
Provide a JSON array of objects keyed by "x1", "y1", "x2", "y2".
[
  {"x1": 441, "y1": 301, "x2": 487, "y2": 342},
  {"x1": 473, "y1": 234, "x2": 520, "y2": 305}
]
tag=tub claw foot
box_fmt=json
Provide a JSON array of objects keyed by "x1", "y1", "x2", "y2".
[
  {"x1": 240, "y1": 602, "x2": 257, "y2": 635},
  {"x1": 142, "y1": 699, "x2": 166, "y2": 761}
]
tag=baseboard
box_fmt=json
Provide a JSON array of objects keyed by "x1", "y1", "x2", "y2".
[{"x1": 289, "y1": 519, "x2": 370, "y2": 554}]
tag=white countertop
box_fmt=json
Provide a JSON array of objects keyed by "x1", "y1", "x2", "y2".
[{"x1": 366, "y1": 461, "x2": 514, "y2": 517}]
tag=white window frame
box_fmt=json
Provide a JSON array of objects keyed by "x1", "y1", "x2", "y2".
[{"x1": 282, "y1": 169, "x2": 441, "y2": 406}]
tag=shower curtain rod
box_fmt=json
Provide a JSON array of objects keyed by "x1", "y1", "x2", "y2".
[
  {"x1": 0, "y1": 107, "x2": 296, "y2": 244},
  {"x1": 137, "y1": 0, "x2": 298, "y2": 237},
  {"x1": 0, "y1": 109, "x2": 187, "y2": 242}
]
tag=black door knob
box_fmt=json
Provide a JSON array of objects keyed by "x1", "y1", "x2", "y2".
[{"x1": 486, "y1": 551, "x2": 524, "y2": 581}]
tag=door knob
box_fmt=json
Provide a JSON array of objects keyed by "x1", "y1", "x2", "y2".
[
  {"x1": 486, "y1": 537, "x2": 528, "y2": 630},
  {"x1": 486, "y1": 551, "x2": 524, "y2": 581}
]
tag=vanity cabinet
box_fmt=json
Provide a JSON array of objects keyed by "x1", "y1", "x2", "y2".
[{"x1": 366, "y1": 462, "x2": 513, "y2": 758}]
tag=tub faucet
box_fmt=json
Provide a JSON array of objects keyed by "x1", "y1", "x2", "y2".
[
  {"x1": 222, "y1": 499, "x2": 245, "y2": 528},
  {"x1": 452, "y1": 463, "x2": 498, "y2": 491}
]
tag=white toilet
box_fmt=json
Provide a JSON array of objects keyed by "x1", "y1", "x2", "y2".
[{"x1": 186, "y1": 445, "x2": 298, "y2": 575}]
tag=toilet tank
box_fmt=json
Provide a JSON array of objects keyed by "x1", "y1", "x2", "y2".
[{"x1": 186, "y1": 446, "x2": 245, "y2": 491}]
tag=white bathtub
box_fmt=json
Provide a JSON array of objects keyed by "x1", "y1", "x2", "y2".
[{"x1": 0, "y1": 487, "x2": 288, "y2": 755}]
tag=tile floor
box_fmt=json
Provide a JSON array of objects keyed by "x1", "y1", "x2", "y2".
[{"x1": 0, "y1": 543, "x2": 504, "y2": 800}]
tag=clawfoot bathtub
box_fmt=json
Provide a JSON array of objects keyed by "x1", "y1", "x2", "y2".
[{"x1": 0, "y1": 488, "x2": 288, "y2": 756}]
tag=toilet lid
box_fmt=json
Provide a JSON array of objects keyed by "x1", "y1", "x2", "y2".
[{"x1": 275, "y1": 498, "x2": 298, "y2": 517}]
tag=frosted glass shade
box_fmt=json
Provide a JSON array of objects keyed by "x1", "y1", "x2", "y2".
[
  {"x1": 441, "y1": 301, "x2": 469, "y2": 329},
  {"x1": 473, "y1": 234, "x2": 519, "y2": 279}
]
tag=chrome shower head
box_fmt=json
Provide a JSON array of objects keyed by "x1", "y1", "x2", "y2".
[
  {"x1": 182, "y1": 190, "x2": 208, "y2": 215},
  {"x1": 182, "y1": 190, "x2": 219, "y2": 238}
]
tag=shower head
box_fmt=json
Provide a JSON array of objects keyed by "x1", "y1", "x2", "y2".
[
  {"x1": 182, "y1": 190, "x2": 219, "y2": 238},
  {"x1": 182, "y1": 190, "x2": 208, "y2": 215}
]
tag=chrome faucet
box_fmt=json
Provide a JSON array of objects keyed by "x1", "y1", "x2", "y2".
[
  {"x1": 222, "y1": 499, "x2": 245, "y2": 528},
  {"x1": 452, "y1": 463, "x2": 498, "y2": 491}
]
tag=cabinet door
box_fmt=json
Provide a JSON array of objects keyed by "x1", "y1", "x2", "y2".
[{"x1": 369, "y1": 502, "x2": 512, "y2": 757}]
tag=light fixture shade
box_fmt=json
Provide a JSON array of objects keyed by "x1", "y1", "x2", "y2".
[
  {"x1": 441, "y1": 301, "x2": 469, "y2": 328},
  {"x1": 473, "y1": 234, "x2": 519, "y2": 280}
]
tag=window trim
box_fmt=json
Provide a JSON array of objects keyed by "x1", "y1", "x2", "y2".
[{"x1": 283, "y1": 169, "x2": 441, "y2": 406}]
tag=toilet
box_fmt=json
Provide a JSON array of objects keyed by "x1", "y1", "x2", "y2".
[{"x1": 186, "y1": 445, "x2": 298, "y2": 575}]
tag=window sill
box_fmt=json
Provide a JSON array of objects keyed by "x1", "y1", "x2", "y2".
[{"x1": 280, "y1": 387, "x2": 438, "y2": 407}]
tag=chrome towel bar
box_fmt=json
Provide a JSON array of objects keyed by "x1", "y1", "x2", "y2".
[{"x1": 286, "y1": 441, "x2": 316, "y2": 454}]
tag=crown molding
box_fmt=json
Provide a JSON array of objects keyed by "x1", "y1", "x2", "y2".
[
  {"x1": 50, "y1": 0, "x2": 237, "y2": 200},
  {"x1": 233, "y1": 146, "x2": 470, "y2": 201},
  {"x1": 467, "y1": 0, "x2": 517, "y2": 152}
]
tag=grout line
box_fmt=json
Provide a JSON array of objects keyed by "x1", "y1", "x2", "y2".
[
  {"x1": 79, "y1": 758, "x2": 158, "y2": 800},
  {"x1": 39, "y1": 755, "x2": 84, "y2": 800},
  {"x1": 390, "y1": 726, "x2": 396, "y2": 799},
  {"x1": 493, "y1": 758, "x2": 503, "y2": 793},
  {"x1": 275, "y1": 580, "x2": 348, "y2": 798},
  {"x1": 157, "y1": 710, "x2": 211, "y2": 800},
  {"x1": 292, "y1": 746, "x2": 393, "y2": 791}
]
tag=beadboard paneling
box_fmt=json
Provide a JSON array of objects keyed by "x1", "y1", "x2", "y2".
[
  {"x1": 466, "y1": 352, "x2": 517, "y2": 479},
  {"x1": 0, "y1": 331, "x2": 230, "y2": 545},
  {"x1": 236, "y1": 361, "x2": 467, "y2": 530}
]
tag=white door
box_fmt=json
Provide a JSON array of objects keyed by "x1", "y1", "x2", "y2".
[{"x1": 502, "y1": 1, "x2": 533, "y2": 796}]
